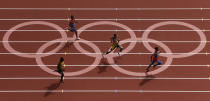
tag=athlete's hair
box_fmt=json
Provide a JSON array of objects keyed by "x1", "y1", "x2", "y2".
[
  {"x1": 59, "y1": 57, "x2": 64, "y2": 63},
  {"x1": 71, "y1": 15, "x2": 74, "y2": 19},
  {"x1": 154, "y1": 47, "x2": 159, "y2": 52},
  {"x1": 113, "y1": 34, "x2": 117, "y2": 38}
]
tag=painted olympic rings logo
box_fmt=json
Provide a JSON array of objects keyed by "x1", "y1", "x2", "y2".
[{"x1": 2, "y1": 21, "x2": 206, "y2": 76}]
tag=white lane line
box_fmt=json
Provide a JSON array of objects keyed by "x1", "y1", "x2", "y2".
[
  {"x1": 0, "y1": 8, "x2": 68, "y2": 10},
  {"x1": 0, "y1": 90, "x2": 210, "y2": 93},
  {"x1": 0, "y1": 8, "x2": 210, "y2": 10},
  {"x1": 1, "y1": 18, "x2": 210, "y2": 21},
  {"x1": 0, "y1": 19, "x2": 68, "y2": 21},
  {"x1": 0, "y1": 30, "x2": 207, "y2": 32},
  {"x1": 0, "y1": 41, "x2": 209, "y2": 43},
  {"x1": 0, "y1": 52, "x2": 209, "y2": 55},
  {"x1": 77, "y1": 18, "x2": 210, "y2": 21},
  {"x1": 0, "y1": 65, "x2": 208, "y2": 67},
  {"x1": 0, "y1": 77, "x2": 208, "y2": 80}
]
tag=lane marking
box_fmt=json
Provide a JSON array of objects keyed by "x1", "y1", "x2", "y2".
[
  {"x1": 2, "y1": 18, "x2": 210, "y2": 21},
  {"x1": 1, "y1": 90, "x2": 210, "y2": 93},
  {"x1": 1, "y1": 40, "x2": 210, "y2": 43},
  {"x1": 0, "y1": 64, "x2": 208, "y2": 67},
  {"x1": 0, "y1": 29, "x2": 208, "y2": 31},
  {"x1": 1, "y1": 8, "x2": 210, "y2": 10},
  {"x1": 0, "y1": 77, "x2": 208, "y2": 80},
  {"x1": 0, "y1": 52, "x2": 210, "y2": 55}
]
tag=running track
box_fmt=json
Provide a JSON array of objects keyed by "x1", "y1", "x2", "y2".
[{"x1": 1, "y1": 0, "x2": 210, "y2": 101}]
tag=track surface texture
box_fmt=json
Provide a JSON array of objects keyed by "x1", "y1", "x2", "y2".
[{"x1": 0, "y1": 0, "x2": 210, "y2": 101}]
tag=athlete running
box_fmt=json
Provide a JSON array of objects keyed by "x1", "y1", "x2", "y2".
[
  {"x1": 54, "y1": 57, "x2": 65, "y2": 83},
  {"x1": 66, "y1": 15, "x2": 80, "y2": 40},
  {"x1": 104, "y1": 34, "x2": 123, "y2": 55},
  {"x1": 146, "y1": 47, "x2": 162, "y2": 72}
]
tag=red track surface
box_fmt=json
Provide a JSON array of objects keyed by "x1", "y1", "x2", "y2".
[{"x1": 1, "y1": 0, "x2": 210, "y2": 101}]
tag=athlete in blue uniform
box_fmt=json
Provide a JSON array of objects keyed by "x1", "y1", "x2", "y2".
[
  {"x1": 66, "y1": 15, "x2": 80, "y2": 40},
  {"x1": 146, "y1": 47, "x2": 162, "y2": 72}
]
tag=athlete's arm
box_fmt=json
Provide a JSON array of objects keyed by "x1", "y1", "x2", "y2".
[
  {"x1": 72, "y1": 19, "x2": 78, "y2": 23},
  {"x1": 68, "y1": 20, "x2": 71, "y2": 26},
  {"x1": 75, "y1": 20, "x2": 78, "y2": 23},
  {"x1": 150, "y1": 54, "x2": 154, "y2": 62},
  {"x1": 65, "y1": 21, "x2": 70, "y2": 29},
  {"x1": 61, "y1": 62, "x2": 65, "y2": 71}
]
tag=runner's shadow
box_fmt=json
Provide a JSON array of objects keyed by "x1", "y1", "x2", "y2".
[
  {"x1": 139, "y1": 75, "x2": 156, "y2": 86},
  {"x1": 98, "y1": 58, "x2": 110, "y2": 74},
  {"x1": 59, "y1": 41, "x2": 74, "y2": 53},
  {"x1": 114, "y1": 56, "x2": 122, "y2": 64},
  {"x1": 44, "y1": 81, "x2": 62, "y2": 97}
]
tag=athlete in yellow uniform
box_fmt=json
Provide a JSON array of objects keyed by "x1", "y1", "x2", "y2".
[
  {"x1": 54, "y1": 57, "x2": 65, "y2": 83},
  {"x1": 104, "y1": 34, "x2": 123, "y2": 55}
]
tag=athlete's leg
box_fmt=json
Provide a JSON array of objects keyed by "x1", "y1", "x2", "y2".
[
  {"x1": 105, "y1": 45, "x2": 116, "y2": 55},
  {"x1": 153, "y1": 60, "x2": 162, "y2": 68},
  {"x1": 116, "y1": 45, "x2": 123, "y2": 55},
  {"x1": 146, "y1": 61, "x2": 155, "y2": 72},
  {"x1": 72, "y1": 28, "x2": 79, "y2": 40},
  {"x1": 118, "y1": 45, "x2": 123, "y2": 52},
  {"x1": 105, "y1": 48, "x2": 113, "y2": 54},
  {"x1": 58, "y1": 71, "x2": 64, "y2": 83}
]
